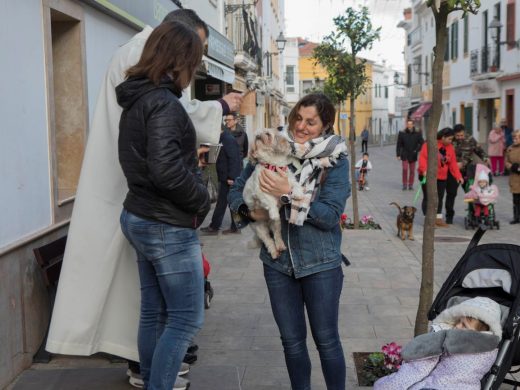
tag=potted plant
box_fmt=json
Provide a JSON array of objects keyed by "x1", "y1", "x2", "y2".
[{"x1": 353, "y1": 342, "x2": 402, "y2": 386}]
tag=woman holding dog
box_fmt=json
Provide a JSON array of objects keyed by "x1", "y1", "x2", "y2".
[{"x1": 229, "y1": 93, "x2": 350, "y2": 390}]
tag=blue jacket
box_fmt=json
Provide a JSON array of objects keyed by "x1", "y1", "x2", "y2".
[
  {"x1": 228, "y1": 156, "x2": 351, "y2": 278},
  {"x1": 216, "y1": 129, "x2": 242, "y2": 182}
]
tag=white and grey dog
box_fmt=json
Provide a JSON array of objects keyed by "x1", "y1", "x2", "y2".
[{"x1": 243, "y1": 129, "x2": 303, "y2": 259}]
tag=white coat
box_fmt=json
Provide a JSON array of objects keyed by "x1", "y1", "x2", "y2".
[{"x1": 46, "y1": 26, "x2": 222, "y2": 361}]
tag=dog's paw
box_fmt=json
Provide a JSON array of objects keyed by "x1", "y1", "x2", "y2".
[
  {"x1": 409, "y1": 236, "x2": 415, "y2": 241},
  {"x1": 275, "y1": 241, "x2": 287, "y2": 252}
]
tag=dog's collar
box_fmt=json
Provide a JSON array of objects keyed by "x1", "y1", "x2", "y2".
[{"x1": 260, "y1": 163, "x2": 288, "y2": 172}]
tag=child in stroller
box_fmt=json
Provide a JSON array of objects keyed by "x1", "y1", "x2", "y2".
[
  {"x1": 464, "y1": 163, "x2": 500, "y2": 229},
  {"x1": 355, "y1": 152, "x2": 373, "y2": 191},
  {"x1": 374, "y1": 296, "x2": 502, "y2": 390}
]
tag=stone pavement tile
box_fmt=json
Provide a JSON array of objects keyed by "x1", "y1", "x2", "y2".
[
  {"x1": 187, "y1": 365, "x2": 243, "y2": 390},
  {"x1": 362, "y1": 287, "x2": 418, "y2": 297},
  {"x1": 250, "y1": 336, "x2": 283, "y2": 351},
  {"x1": 240, "y1": 366, "x2": 291, "y2": 389},
  {"x1": 374, "y1": 324, "x2": 415, "y2": 339},
  {"x1": 344, "y1": 314, "x2": 412, "y2": 327},
  {"x1": 368, "y1": 304, "x2": 417, "y2": 317},
  {"x1": 11, "y1": 368, "x2": 129, "y2": 390},
  {"x1": 345, "y1": 278, "x2": 393, "y2": 289},
  {"x1": 341, "y1": 294, "x2": 399, "y2": 306},
  {"x1": 194, "y1": 335, "x2": 253, "y2": 351},
  {"x1": 340, "y1": 324, "x2": 375, "y2": 338},
  {"x1": 195, "y1": 349, "x2": 286, "y2": 368}
]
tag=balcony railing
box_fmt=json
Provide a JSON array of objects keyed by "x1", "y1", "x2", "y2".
[
  {"x1": 226, "y1": 9, "x2": 261, "y2": 69},
  {"x1": 470, "y1": 45, "x2": 500, "y2": 76}
]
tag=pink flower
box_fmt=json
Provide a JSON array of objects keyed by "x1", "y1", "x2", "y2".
[{"x1": 341, "y1": 213, "x2": 347, "y2": 221}]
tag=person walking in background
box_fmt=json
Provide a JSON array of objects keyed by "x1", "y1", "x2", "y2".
[
  {"x1": 396, "y1": 120, "x2": 424, "y2": 191},
  {"x1": 46, "y1": 9, "x2": 242, "y2": 390},
  {"x1": 361, "y1": 127, "x2": 369, "y2": 153},
  {"x1": 502, "y1": 119, "x2": 514, "y2": 175},
  {"x1": 200, "y1": 124, "x2": 242, "y2": 235},
  {"x1": 488, "y1": 125, "x2": 506, "y2": 176},
  {"x1": 224, "y1": 112, "x2": 249, "y2": 162},
  {"x1": 229, "y1": 93, "x2": 350, "y2": 390},
  {"x1": 505, "y1": 130, "x2": 520, "y2": 224},
  {"x1": 418, "y1": 127, "x2": 463, "y2": 227},
  {"x1": 445, "y1": 123, "x2": 488, "y2": 224}
]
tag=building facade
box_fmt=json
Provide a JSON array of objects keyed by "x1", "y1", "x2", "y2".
[{"x1": 400, "y1": 0, "x2": 520, "y2": 142}]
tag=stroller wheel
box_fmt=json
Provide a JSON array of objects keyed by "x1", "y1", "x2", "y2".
[
  {"x1": 496, "y1": 221, "x2": 500, "y2": 230},
  {"x1": 464, "y1": 217, "x2": 469, "y2": 230},
  {"x1": 204, "y1": 291, "x2": 211, "y2": 309}
]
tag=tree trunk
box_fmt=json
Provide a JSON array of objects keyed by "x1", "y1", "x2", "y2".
[
  {"x1": 414, "y1": 5, "x2": 448, "y2": 336},
  {"x1": 349, "y1": 97, "x2": 359, "y2": 228}
]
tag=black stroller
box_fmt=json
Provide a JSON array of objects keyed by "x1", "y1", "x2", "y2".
[{"x1": 428, "y1": 227, "x2": 520, "y2": 389}]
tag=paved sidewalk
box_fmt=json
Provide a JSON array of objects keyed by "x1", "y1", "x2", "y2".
[{"x1": 9, "y1": 144, "x2": 519, "y2": 389}]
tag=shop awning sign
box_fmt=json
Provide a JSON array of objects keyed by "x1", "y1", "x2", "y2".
[{"x1": 472, "y1": 79, "x2": 500, "y2": 99}]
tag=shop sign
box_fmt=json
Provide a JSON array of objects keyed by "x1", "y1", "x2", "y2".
[
  {"x1": 80, "y1": 0, "x2": 180, "y2": 29},
  {"x1": 472, "y1": 79, "x2": 500, "y2": 99},
  {"x1": 207, "y1": 26, "x2": 235, "y2": 68}
]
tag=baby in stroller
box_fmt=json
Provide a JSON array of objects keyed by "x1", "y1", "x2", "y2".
[
  {"x1": 374, "y1": 296, "x2": 502, "y2": 390},
  {"x1": 464, "y1": 163, "x2": 499, "y2": 228}
]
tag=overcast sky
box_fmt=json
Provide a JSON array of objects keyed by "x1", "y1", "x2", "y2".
[{"x1": 284, "y1": 0, "x2": 409, "y2": 71}]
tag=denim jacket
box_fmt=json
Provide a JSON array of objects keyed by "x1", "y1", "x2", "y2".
[{"x1": 228, "y1": 155, "x2": 351, "y2": 278}]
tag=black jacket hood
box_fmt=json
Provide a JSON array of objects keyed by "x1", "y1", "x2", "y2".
[{"x1": 116, "y1": 76, "x2": 182, "y2": 110}]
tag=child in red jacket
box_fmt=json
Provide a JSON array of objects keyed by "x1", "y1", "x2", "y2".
[{"x1": 418, "y1": 127, "x2": 464, "y2": 227}]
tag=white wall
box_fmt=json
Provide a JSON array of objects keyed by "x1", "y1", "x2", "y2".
[
  {"x1": 284, "y1": 37, "x2": 300, "y2": 105},
  {"x1": 181, "y1": 0, "x2": 222, "y2": 32},
  {"x1": 0, "y1": 0, "x2": 51, "y2": 247}
]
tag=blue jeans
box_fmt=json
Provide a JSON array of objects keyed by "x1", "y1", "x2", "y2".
[
  {"x1": 120, "y1": 209, "x2": 204, "y2": 390},
  {"x1": 263, "y1": 264, "x2": 345, "y2": 390}
]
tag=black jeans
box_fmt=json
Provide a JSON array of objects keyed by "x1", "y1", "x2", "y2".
[
  {"x1": 422, "y1": 179, "x2": 447, "y2": 216},
  {"x1": 361, "y1": 140, "x2": 368, "y2": 153},
  {"x1": 210, "y1": 181, "x2": 236, "y2": 230},
  {"x1": 445, "y1": 172, "x2": 459, "y2": 220}
]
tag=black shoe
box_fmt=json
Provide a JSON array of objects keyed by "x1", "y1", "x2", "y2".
[
  {"x1": 187, "y1": 343, "x2": 199, "y2": 354},
  {"x1": 445, "y1": 217, "x2": 453, "y2": 224},
  {"x1": 200, "y1": 226, "x2": 218, "y2": 235},
  {"x1": 511, "y1": 219, "x2": 520, "y2": 225},
  {"x1": 183, "y1": 352, "x2": 197, "y2": 364},
  {"x1": 408, "y1": 185, "x2": 413, "y2": 191},
  {"x1": 402, "y1": 185, "x2": 407, "y2": 191}
]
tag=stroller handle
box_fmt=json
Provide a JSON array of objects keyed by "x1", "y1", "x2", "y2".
[{"x1": 465, "y1": 226, "x2": 488, "y2": 253}]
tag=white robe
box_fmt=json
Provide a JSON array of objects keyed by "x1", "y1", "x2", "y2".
[{"x1": 46, "y1": 26, "x2": 222, "y2": 361}]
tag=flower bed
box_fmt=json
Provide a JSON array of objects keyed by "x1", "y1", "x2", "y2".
[
  {"x1": 340, "y1": 214, "x2": 382, "y2": 230},
  {"x1": 353, "y1": 342, "x2": 402, "y2": 386}
]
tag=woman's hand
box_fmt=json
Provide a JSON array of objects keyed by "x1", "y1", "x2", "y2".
[
  {"x1": 259, "y1": 168, "x2": 291, "y2": 197},
  {"x1": 197, "y1": 146, "x2": 209, "y2": 168}
]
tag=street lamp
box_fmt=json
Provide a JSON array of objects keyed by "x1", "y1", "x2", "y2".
[
  {"x1": 412, "y1": 60, "x2": 429, "y2": 77},
  {"x1": 488, "y1": 17, "x2": 520, "y2": 48},
  {"x1": 264, "y1": 32, "x2": 287, "y2": 76}
]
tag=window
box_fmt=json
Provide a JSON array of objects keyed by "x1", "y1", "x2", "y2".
[
  {"x1": 43, "y1": 0, "x2": 87, "y2": 222},
  {"x1": 384, "y1": 86, "x2": 388, "y2": 98},
  {"x1": 444, "y1": 29, "x2": 450, "y2": 61},
  {"x1": 463, "y1": 15, "x2": 469, "y2": 55},
  {"x1": 451, "y1": 20, "x2": 458, "y2": 60},
  {"x1": 506, "y1": 2, "x2": 516, "y2": 50},
  {"x1": 483, "y1": 10, "x2": 489, "y2": 48},
  {"x1": 285, "y1": 65, "x2": 295, "y2": 85},
  {"x1": 302, "y1": 80, "x2": 313, "y2": 93}
]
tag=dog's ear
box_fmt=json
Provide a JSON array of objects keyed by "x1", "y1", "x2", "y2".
[{"x1": 411, "y1": 207, "x2": 417, "y2": 213}]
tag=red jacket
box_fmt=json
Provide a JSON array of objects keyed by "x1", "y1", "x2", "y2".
[{"x1": 417, "y1": 141, "x2": 462, "y2": 181}]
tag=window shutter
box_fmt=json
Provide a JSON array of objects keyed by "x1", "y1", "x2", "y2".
[{"x1": 507, "y1": 2, "x2": 516, "y2": 50}]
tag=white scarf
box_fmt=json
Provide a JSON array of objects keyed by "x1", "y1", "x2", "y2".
[{"x1": 288, "y1": 133, "x2": 348, "y2": 225}]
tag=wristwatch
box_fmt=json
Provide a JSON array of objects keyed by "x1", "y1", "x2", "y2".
[{"x1": 280, "y1": 193, "x2": 292, "y2": 205}]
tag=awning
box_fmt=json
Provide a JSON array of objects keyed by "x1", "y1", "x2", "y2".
[
  {"x1": 410, "y1": 102, "x2": 432, "y2": 120},
  {"x1": 202, "y1": 56, "x2": 235, "y2": 84}
]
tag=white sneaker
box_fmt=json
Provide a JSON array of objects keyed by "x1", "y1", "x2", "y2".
[
  {"x1": 365, "y1": 186, "x2": 370, "y2": 191},
  {"x1": 127, "y1": 364, "x2": 191, "y2": 389}
]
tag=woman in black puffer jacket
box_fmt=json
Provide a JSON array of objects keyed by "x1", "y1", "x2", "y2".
[{"x1": 116, "y1": 21, "x2": 208, "y2": 390}]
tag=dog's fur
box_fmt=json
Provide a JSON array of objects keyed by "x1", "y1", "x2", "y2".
[
  {"x1": 390, "y1": 202, "x2": 417, "y2": 240},
  {"x1": 243, "y1": 129, "x2": 303, "y2": 259}
]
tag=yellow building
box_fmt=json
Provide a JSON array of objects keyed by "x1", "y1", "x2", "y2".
[{"x1": 297, "y1": 38, "x2": 372, "y2": 137}]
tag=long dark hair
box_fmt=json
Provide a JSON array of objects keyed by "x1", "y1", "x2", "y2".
[
  {"x1": 163, "y1": 9, "x2": 209, "y2": 39},
  {"x1": 126, "y1": 21, "x2": 203, "y2": 88},
  {"x1": 288, "y1": 93, "x2": 336, "y2": 134}
]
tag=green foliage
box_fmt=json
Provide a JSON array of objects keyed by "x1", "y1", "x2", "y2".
[
  {"x1": 426, "y1": 0, "x2": 480, "y2": 14},
  {"x1": 360, "y1": 352, "x2": 393, "y2": 386},
  {"x1": 312, "y1": 6, "x2": 381, "y2": 103}
]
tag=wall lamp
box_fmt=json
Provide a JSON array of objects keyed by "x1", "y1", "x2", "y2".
[
  {"x1": 264, "y1": 32, "x2": 288, "y2": 57},
  {"x1": 224, "y1": 1, "x2": 259, "y2": 15}
]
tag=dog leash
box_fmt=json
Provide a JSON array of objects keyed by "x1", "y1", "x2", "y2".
[{"x1": 412, "y1": 176, "x2": 427, "y2": 207}]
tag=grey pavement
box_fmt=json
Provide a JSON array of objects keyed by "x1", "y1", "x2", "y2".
[{"x1": 9, "y1": 144, "x2": 520, "y2": 389}]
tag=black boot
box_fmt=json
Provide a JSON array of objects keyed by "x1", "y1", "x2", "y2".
[{"x1": 511, "y1": 204, "x2": 520, "y2": 224}]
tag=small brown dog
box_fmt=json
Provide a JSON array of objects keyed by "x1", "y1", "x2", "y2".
[{"x1": 390, "y1": 202, "x2": 417, "y2": 240}]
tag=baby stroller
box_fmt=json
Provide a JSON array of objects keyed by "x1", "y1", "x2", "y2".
[
  {"x1": 464, "y1": 163, "x2": 500, "y2": 230},
  {"x1": 428, "y1": 227, "x2": 520, "y2": 389}
]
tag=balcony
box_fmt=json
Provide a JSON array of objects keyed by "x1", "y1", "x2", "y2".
[
  {"x1": 226, "y1": 9, "x2": 261, "y2": 71},
  {"x1": 470, "y1": 45, "x2": 501, "y2": 78}
]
